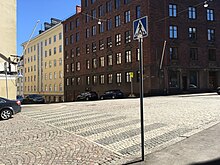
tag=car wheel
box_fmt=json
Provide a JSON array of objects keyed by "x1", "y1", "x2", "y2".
[
  {"x1": 0, "y1": 109, "x2": 12, "y2": 120},
  {"x1": 86, "y1": 97, "x2": 89, "y2": 101},
  {"x1": 112, "y1": 95, "x2": 116, "y2": 99},
  {"x1": 100, "y1": 96, "x2": 104, "y2": 100}
]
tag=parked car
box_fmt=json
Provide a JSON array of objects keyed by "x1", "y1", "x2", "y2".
[
  {"x1": 22, "y1": 94, "x2": 45, "y2": 104},
  {"x1": 16, "y1": 95, "x2": 24, "y2": 102},
  {"x1": 76, "y1": 91, "x2": 98, "y2": 101},
  {"x1": 100, "y1": 90, "x2": 124, "y2": 100},
  {"x1": 0, "y1": 97, "x2": 21, "y2": 120},
  {"x1": 217, "y1": 87, "x2": 220, "y2": 95}
]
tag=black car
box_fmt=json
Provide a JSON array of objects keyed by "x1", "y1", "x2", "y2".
[
  {"x1": 76, "y1": 91, "x2": 98, "y2": 101},
  {"x1": 100, "y1": 90, "x2": 124, "y2": 100},
  {"x1": 22, "y1": 94, "x2": 45, "y2": 104},
  {"x1": 217, "y1": 87, "x2": 220, "y2": 95},
  {"x1": 0, "y1": 97, "x2": 21, "y2": 120}
]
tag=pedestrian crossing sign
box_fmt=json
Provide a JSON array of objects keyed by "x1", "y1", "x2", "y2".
[{"x1": 133, "y1": 16, "x2": 148, "y2": 40}]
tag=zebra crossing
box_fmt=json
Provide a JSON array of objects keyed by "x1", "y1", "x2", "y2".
[{"x1": 21, "y1": 104, "x2": 192, "y2": 156}]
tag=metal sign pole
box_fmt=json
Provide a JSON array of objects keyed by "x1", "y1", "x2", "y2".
[{"x1": 139, "y1": 36, "x2": 145, "y2": 161}]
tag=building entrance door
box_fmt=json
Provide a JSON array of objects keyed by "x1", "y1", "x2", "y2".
[{"x1": 209, "y1": 71, "x2": 217, "y2": 89}]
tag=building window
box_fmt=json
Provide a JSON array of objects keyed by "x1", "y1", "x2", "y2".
[
  {"x1": 76, "y1": 18, "x2": 80, "y2": 27},
  {"x1": 86, "y1": 60, "x2": 90, "y2": 69},
  {"x1": 86, "y1": 28, "x2": 90, "y2": 38},
  {"x1": 65, "y1": 24, "x2": 68, "y2": 32},
  {"x1": 92, "y1": 58, "x2": 97, "y2": 68},
  {"x1": 59, "y1": 71, "x2": 62, "y2": 78},
  {"x1": 49, "y1": 72, "x2": 52, "y2": 80},
  {"x1": 136, "y1": 6, "x2": 141, "y2": 19},
  {"x1": 49, "y1": 49, "x2": 52, "y2": 56},
  {"x1": 100, "y1": 57, "x2": 105, "y2": 67},
  {"x1": 189, "y1": 27, "x2": 197, "y2": 40},
  {"x1": 71, "y1": 63, "x2": 75, "y2": 72},
  {"x1": 76, "y1": 32, "x2": 80, "y2": 42},
  {"x1": 86, "y1": 76, "x2": 90, "y2": 85},
  {"x1": 59, "y1": 84, "x2": 62, "y2": 91},
  {"x1": 54, "y1": 47, "x2": 57, "y2": 54},
  {"x1": 115, "y1": 34, "x2": 121, "y2": 46},
  {"x1": 169, "y1": 25, "x2": 178, "y2": 39},
  {"x1": 92, "y1": 26, "x2": 96, "y2": 36},
  {"x1": 188, "y1": 7, "x2": 196, "y2": 19},
  {"x1": 99, "y1": 40, "x2": 104, "y2": 50},
  {"x1": 125, "y1": 50, "x2": 132, "y2": 63},
  {"x1": 116, "y1": 52, "x2": 122, "y2": 64},
  {"x1": 91, "y1": 0, "x2": 96, "y2": 4},
  {"x1": 189, "y1": 71, "x2": 198, "y2": 88},
  {"x1": 108, "y1": 74, "x2": 113, "y2": 84},
  {"x1": 208, "y1": 29, "x2": 215, "y2": 41},
  {"x1": 116, "y1": 73, "x2": 122, "y2": 83},
  {"x1": 65, "y1": 37, "x2": 69, "y2": 45},
  {"x1": 59, "y1": 45, "x2": 62, "y2": 53},
  {"x1": 125, "y1": 10, "x2": 130, "y2": 23},
  {"x1": 45, "y1": 51, "x2": 47, "y2": 57},
  {"x1": 115, "y1": 0, "x2": 120, "y2": 9},
  {"x1": 107, "y1": 19, "x2": 112, "y2": 31},
  {"x1": 70, "y1": 21, "x2": 74, "y2": 30},
  {"x1": 170, "y1": 47, "x2": 178, "y2": 60},
  {"x1": 99, "y1": 22, "x2": 104, "y2": 33},
  {"x1": 98, "y1": 5, "x2": 104, "y2": 17},
  {"x1": 190, "y1": 48, "x2": 198, "y2": 60},
  {"x1": 66, "y1": 64, "x2": 69, "y2": 73},
  {"x1": 92, "y1": 9, "x2": 96, "y2": 20},
  {"x1": 169, "y1": 71, "x2": 179, "y2": 88},
  {"x1": 70, "y1": 35, "x2": 74, "y2": 44},
  {"x1": 93, "y1": 75, "x2": 98, "y2": 85},
  {"x1": 124, "y1": 0, "x2": 131, "y2": 4},
  {"x1": 125, "y1": 30, "x2": 131, "y2": 43},
  {"x1": 54, "y1": 59, "x2": 56, "y2": 67},
  {"x1": 54, "y1": 35, "x2": 56, "y2": 42},
  {"x1": 76, "y1": 47, "x2": 80, "y2": 56},
  {"x1": 77, "y1": 77, "x2": 81, "y2": 85},
  {"x1": 107, "y1": 37, "x2": 112, "y2": 48},
  {"x1": 126, "y1": 72, "x2": 131, "y2": 82},
  {"x1": 115, "y1": 15, "x2": 121, "y2": 27},
  {"x1": 59, "y1": 33, "x2": 62, "y2": 40},
  {"x1": 49, "y1": 38, "x2": 51, "y2": 44},
  {"x1": 76, "y1": 62, "x2": 80, "y2": 71},
  {"x1": 106, "y1": 1, "x2": 112, "y2": 13},
  {"x1": 92, "y1": 42, "x2": 96, "y2": 52},
  {"x1": 86, "y1": 44, "x2": 90, "y2": 54},
  {"x1": 54, "y1": 72, "x2": 57, "y2": 79},
  {"x1": 100, "y1": 75, "x2": 105, "y2": 84},
  {"x1": 207, "y1": 9, "x2": 214, "y2": 21},
  {"x1": 85, "y1": 13, "x2": 89, "y2": 23},
  {"x1": 208, "y1": 49, "x2": 216, "y2": 61},
  {"x1": 169, "y1": 4, "x2": 177, "y2": 17},
  {"x1": 59, "y1": 58, "x2": 62, "y2": 66},
  {"x1": 107, "y1": 55, "x2": 113, "y2": 66}
]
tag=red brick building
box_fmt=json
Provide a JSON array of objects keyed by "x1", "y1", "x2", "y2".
[{"x1": 63, "y1": 0, "x2": 220, "y2": 101}]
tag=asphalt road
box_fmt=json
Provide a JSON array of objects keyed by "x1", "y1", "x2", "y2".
[{"x1": 1, "y1": 93, "x2": 220, "y2": 164}]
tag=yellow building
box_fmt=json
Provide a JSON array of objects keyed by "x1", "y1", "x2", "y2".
[
  {"x1": 0, "y1": 0, "x2": 17, "y2": 99},
  {"x1": 22, "y1": 22, "x2": 64, "y2": 102}
]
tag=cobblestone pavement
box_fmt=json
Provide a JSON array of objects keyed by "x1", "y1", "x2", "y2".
[
  {"x1": 1, "y1": 93, "x2": 220, "y2": 164},
  {"x1": 0, "y1": 115, "x2": 121, "y2": 165}
]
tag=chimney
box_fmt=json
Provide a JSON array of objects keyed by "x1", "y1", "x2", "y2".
[{"x1": 76, "y1": 5, "x2": 81, "y2": 14}]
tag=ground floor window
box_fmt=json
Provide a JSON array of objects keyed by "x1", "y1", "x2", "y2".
[
  {"x1": 189, "y1": 71, "x2": 198, "y2": 88},
  {"x1": 169, "y1": 71, "x2": 179, "y2": 88}
]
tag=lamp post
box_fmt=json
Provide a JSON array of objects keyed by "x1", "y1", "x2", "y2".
[{"x1": 4, "y1": 62, "x2": 8, "y2": 98}]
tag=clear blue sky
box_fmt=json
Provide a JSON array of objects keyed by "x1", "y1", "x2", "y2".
[{"x1": 17, "y1": 0, "x2": 81, "y2": 56}]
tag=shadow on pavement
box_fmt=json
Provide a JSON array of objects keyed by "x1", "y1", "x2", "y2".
[{"x1": 190, "y1": 158, "x2": 220, "y2": 165}]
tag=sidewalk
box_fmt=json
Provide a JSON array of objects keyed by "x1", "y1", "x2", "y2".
[{"x1": 124, "y1": 122, "x2": 220, "y2": 165}]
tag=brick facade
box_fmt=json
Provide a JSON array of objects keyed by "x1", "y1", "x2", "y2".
[{"x1": 63, "y1": 0, "x2": 220, "y2": 101}]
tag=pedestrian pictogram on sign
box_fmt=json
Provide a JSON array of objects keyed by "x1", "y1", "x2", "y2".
[{"x1": 133, "y1": 16, "x2": 148, "y2": 40}]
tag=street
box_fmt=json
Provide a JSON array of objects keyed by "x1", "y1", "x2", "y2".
[{"x1": 0, "y1": 93, "x2": 220, "y2": 164}]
